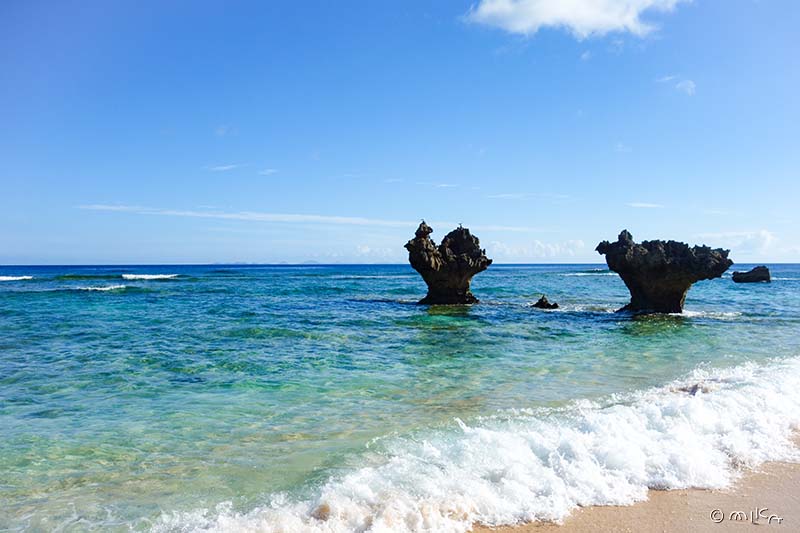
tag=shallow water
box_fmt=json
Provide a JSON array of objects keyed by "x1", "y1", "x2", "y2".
[{"x1": 1, "y1": 264, "x2": 799, "y2": 531}]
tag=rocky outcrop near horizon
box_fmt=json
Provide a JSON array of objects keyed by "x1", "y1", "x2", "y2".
[
  {"x1": 732, "y1": 265, "x2": 771, "y2": 283},
  {"x1": 532, "y1": 295, "x2": 559, "y2": 309},
  {"x1": 596, "y1": 230, "x2": 733, "y2": 313},
  {"x1": 405, "y1": 221, "x2": 492, "y2": 304}
]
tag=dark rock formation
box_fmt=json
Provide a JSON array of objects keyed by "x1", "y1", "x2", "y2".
[
  {"x1": 532, "y1": 295, "x2": 559, "y2": 309},
  {"x1": 732, "y1": 266, "x2": 771, "y2": 283},
  {"x1": 596, "y1": 230, "x2": 733, "y2": 314},
  {"x1": 405, "y1": 221, "x2": 492, "y2": 304}
]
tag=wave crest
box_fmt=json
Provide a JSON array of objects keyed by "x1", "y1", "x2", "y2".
[
  {"x1": 153, "y1": 357, "x2": 800, "y2": 532},
  {"x1": 75, "y1": 285, "x2": 128, "y2": 292},
  {"x1": 122, "y1": 274, "x2": 179, "y2": 280}
]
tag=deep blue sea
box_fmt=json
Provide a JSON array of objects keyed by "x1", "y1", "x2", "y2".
[{"x1": 2, "y1": 264, "x2": 800, "y2": 532}]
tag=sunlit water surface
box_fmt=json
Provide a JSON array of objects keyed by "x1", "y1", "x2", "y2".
[{"x1": 1, "y1": 264, "x2": 799, "y2": 531}]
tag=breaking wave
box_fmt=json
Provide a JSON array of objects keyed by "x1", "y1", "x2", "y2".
[
  {"x1": 561, "y1": 272, "x2": 617, "y2": 277},
  {"x1": 121, "y1": 274, "x2": 179, "y2": 280},
  {"x1": 153, "y1": 357, "x2": 800, "y2": 532},
  {"x1": 74, "y1": 285, "x2": 129, "y2": 292},
  {"x1": 0, "y1": 276, "x2": 33, "y2": 281}
]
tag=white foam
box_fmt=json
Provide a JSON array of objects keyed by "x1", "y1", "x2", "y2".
[
  {"x1": 561, "y1": 272, "x2": 617, "y2": 277},
  {"x1": 554, "y1": 304, "x2": 616, "y2": 313},
  {"x1": 122, "y1": 274, "x2": 179, "y2": 280},
  {"x1": 153, "y1": 357, "x2": 800, "y2": 533},
  {"x1": 76, "y1": 285, "x2": 128, "y2": 292},
  {"x1": 0, "y1": 275, "x2": 33, "y2": 281},
  {"x1": 680, "y1": 310, "x2": 743, "y2": 320}
]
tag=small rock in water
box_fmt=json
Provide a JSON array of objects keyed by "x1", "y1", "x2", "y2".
[
  {"x1": 732, "y1": 265, "x2": 771, "y2": 283},
  {"x1": 311, "y1": 502, "x2": 331, "y2": 521},
  {"x1": 532, "y1": 295, "x2": 559, "y2": 309},
  {"x1": 673, "y1": 382, "x2": 716, "y2": 396}
]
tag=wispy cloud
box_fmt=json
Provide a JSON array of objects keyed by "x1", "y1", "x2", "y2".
[
  {"x1": 77, "y1": 204, "x2": 549, "y2": 233},
  {"x1": 259, "y1": 168, "x2": 278, "y2": 176},
  {"x1": 487, "y1": 192, "x2": 570, "y2": 200},
  {"x1": 465, "y1": 0, "x2": 690, "y2": 39},
  {"x1": 208, "y1": 164, "x2": 242, "y2": 172},
  {"x1": 615, "y1": 142, "x2": 632, "y2": 153},
  {"x1": 487, "y1": 193, "x2": 528, "y2": 200},
  {"x1": 627, "y1": 202, "x2": 664, "y2": 208},
  {"x1": 675, "y1": 79, "x2": 696, "y2": 95},
  {"x1": 657, "y1": 75, "x2": 696, "y2": 95},
  {"x1": 215, "y1": 125, "x2": 236, "y2": 137},
  {"x1": 580, "y1": 50, "x2": 592, "y2": 61},
  {"x1": 416, "y1": 181, "x2": 458, "y2": 188},
  {"x1": 79, "y1": 204, "x2": 413, "y2": 228}
]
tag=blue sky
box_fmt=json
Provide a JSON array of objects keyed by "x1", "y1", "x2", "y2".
[{"x1": 1, "y1": 0, "x2": 798, "y2": 264}]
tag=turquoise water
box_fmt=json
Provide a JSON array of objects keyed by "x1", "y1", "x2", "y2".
[{"x1": 1, "y1": 264, "x2": 800, "y2": 531}]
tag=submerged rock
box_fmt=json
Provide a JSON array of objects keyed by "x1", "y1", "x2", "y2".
[
  {"x1": 732, "y1": 265, "x2": 771, "y2": 283},
  {"x1": 532, "y1": 295, "x2": 559, "y2": 309},
  {"x1": 596, "y1": 230, "x2": 733, "y2": 314},
  {"x1": 405, "y1": 221, "x2": 492, "y2": 304}
]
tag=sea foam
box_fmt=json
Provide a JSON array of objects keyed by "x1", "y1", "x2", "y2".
[
  {"x1": 0, "y1": 275, "x2": 33, "y2": 281},
  {"x1": 154, "y1": 356, "x2": 800, "y2": 533},
  {"x1": 122, "y1": 274, "x2": 179, "y2": 280},
  {"x1": 75, "y1": 285, "x2": 128, "y2": 292}
]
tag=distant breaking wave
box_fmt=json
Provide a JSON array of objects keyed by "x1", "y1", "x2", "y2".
[
  {"x1": 0, "y1": 276, "x2": 33, "y2": 281},
  {"x1": 122, "y1": 274, "x2": 179, "y2": 280},
  {"x1": 56, "y1": 274, "x2": 179, "y2": 281},
  {"x1": 154, "y1": 356, "x2": 800, "y2": 533},
  {"x1": 75, "y1": 285, "x2": 128, "y2": 292},
  {"x1": 561, "y1": 272, "x2": 617, "y2": 277}
]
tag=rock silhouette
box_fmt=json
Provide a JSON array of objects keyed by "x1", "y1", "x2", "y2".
[
  {"x1": 532, "y1": 295, "x2": 559, "y2": 309},
  {"x1": 732, "y1": 266, "x2": 771, "y2": 283},
  {"x1": 405, "y1": 221, "x2": 492, "y2": 304},
  {"x1": 596, "y1": 230, "x2": 733, "y2": 313}
]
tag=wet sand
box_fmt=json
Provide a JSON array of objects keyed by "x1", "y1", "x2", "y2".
[{"x1": 474, "y1": 461, "x2": 800, "y2": 533}]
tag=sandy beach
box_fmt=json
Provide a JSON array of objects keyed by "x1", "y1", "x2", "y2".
[{"x1": 475, "y1": 461, "x2": 800, "y2": 533}]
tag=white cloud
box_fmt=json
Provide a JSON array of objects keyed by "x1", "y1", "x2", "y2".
[
  {"x1": 259, "y1": 168, "x2": 278, "y2": 176},
  {"x1": 488, "y1": 239, "x2": 586, "y2": 260},
  {"x1": 657, "y1": 75, "x2": 696, "y2": 95},
  {"x1": 466, "y1": 0, "x2": 689, "y2": 39},
  {"x1": 695, "y1": 230, "x2": 777, "y2": 255},
  {"x1": 627, "y1": 202, "x2": 664, "y2": 208},
  {"x1": 580, "y1": 50, "x2": 593, "y2": 61},
  {"x1": 675, "y1": 79, "x2": 696, "y2": 95},
  {"x1": 208, "y1": 164, "x2": 241, "y2": 172},
  {"x1": 354, "y1": 244, "x2": 402, "y2": 259}
]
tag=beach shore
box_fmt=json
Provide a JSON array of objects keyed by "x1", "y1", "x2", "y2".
[{"x1": 474, "y1": 461, "x2": 800, "y2": 533}]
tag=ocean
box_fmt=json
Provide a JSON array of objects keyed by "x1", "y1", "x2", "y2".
[{"x1": 1, "y1": 264, "x2": 799, "y2": 531}]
